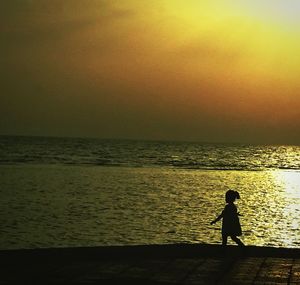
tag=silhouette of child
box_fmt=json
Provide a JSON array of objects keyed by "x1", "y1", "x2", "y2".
[{"x1": 211, "y1": 189, "x2": 244, "y2": 246}]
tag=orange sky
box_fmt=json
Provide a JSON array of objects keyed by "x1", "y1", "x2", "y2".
[{"x1": 1, "y1": 0, "x2": 300, "y2": 144}]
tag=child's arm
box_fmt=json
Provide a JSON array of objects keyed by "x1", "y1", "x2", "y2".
[{"x1": 210, "y1": 212, "x2": 223, "y2": 225}]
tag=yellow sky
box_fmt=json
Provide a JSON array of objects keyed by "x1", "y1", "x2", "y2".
[{"x1": 1, "y1": 0, "x2": 300, "y2": 143}]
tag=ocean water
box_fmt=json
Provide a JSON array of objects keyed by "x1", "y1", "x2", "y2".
[{"x1": 0, "y1": 136, "x2": 300, "y2": 249}]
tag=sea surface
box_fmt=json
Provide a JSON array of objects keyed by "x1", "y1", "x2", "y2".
[{"x1": 0, "y1": 136, "x2": 300, "y2": 249}]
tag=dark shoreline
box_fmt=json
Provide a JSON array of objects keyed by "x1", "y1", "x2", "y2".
[
  {"x1": 2, "y1": 244, "x2": 300, "y2": 284},
  {"x1": 2, "y1": 243, "x2": 300, "y2": 260}
]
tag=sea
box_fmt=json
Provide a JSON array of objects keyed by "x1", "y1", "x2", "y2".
[{"x1": 1, "y1": 135, "x2": 300, "y2": 250}]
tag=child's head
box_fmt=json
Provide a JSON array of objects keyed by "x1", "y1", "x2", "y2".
[{"x1": 225, "y1": 189, "x2": 240, "y2": 203}]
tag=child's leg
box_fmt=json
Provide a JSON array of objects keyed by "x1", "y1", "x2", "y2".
[
  {"x1": 222, "y1": 233, "x2": 228, "y2": 246},
  {"x1": 230, "y1": 235, "x2": 244, "y2": 246}
]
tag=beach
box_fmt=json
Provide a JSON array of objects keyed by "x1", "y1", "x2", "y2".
[{"x1": 3, "y1": 0, "x2": 300, "y2": 282}]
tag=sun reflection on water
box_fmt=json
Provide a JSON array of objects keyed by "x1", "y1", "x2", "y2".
[
  {"x1": 274, "y1": 171, "x2": 300, "y2": 197},
  {"x1": 272, "y1": 170, "x2": 300, "y2": 247}
]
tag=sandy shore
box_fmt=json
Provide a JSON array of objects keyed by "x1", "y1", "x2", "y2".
[{"x1": 1, "y1": 243, "x2": 300, "y2": 284}]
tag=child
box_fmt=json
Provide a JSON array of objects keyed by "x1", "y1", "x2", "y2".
[{"x1": 211, "y1": 189, "x2": 244, "y2": 246}]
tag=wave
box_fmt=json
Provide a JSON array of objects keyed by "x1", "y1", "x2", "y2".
[
  {"x1": 1, "y1": 159, "x2": 300, "y2": 172},
  {"x1": 1, "y1": 136, "x2": 300, "y2": 171}
]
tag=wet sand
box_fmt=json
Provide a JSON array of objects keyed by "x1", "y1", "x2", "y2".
[{"x1": 1, "y1": 243, "x2": 300, "y2": 284}]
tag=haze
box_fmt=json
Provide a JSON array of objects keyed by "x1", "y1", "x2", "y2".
[{"x1": 1, "y1": 0, "x2": 300, "y2": 144}]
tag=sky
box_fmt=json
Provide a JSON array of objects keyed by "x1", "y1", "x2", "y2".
[{"x1": 1, "y1": 0, "x2": 300, "y2": 144}]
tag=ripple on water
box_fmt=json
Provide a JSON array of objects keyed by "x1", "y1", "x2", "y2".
[{"x1": 0, "y1": 165, "x2": 300, "y2": 249}]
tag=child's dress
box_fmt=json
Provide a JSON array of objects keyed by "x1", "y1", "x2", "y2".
[{"x1": 222, "y1": 203, "x2": 242, "y2": 236}]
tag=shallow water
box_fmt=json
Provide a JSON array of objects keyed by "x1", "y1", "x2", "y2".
[{"x1": 1, "y1": 164, "x2": 300, "y2": 249}]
